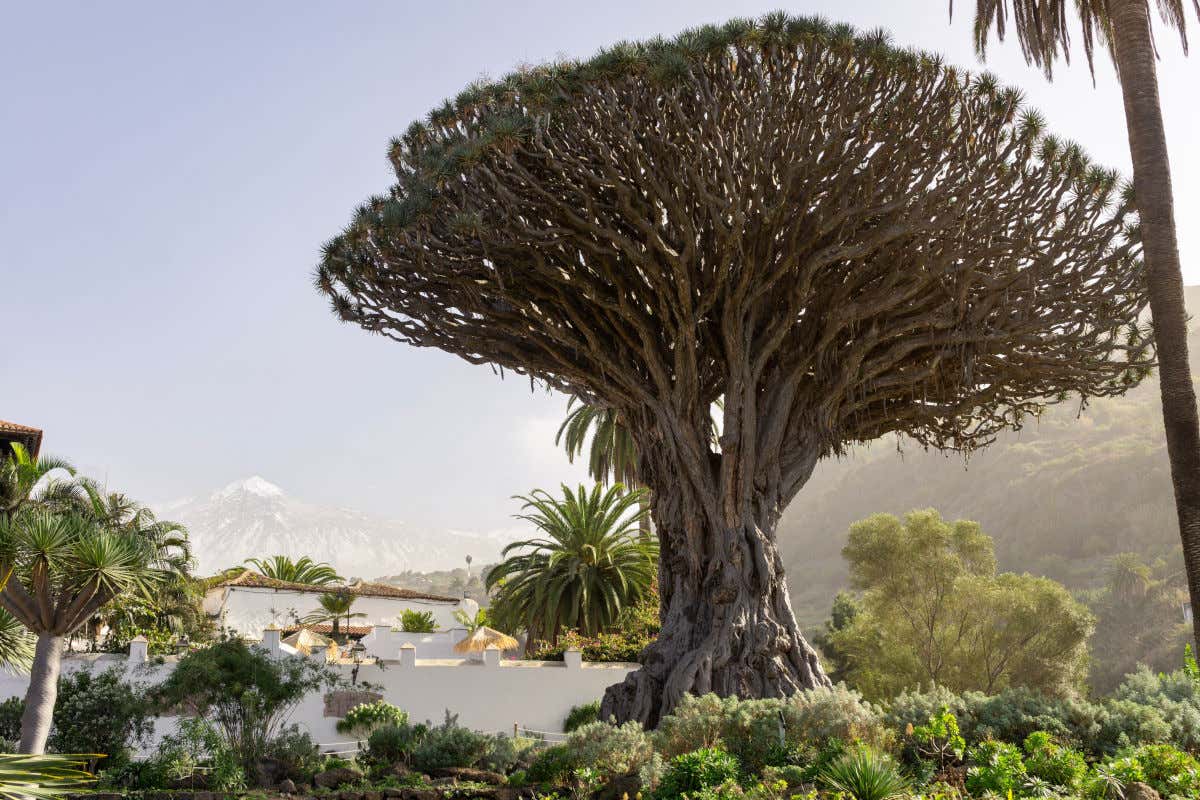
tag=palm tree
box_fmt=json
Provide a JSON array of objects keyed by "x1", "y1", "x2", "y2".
[
  {"x1": 302, "y1": 590, "x2": 365, "y2": 641},
  {"x1": 244, "y1": 555, "x2": 342, "y2": 585},
  {"x1": 958, "y1": 0, "x2": 1200, "y2": 651},
  {"x1": 487, "y1": 483, "x2": 657, "y2": 646},
  {"x1": 0, "y1": 444, "x2": 75, "y2": 522},
  {"x1": 452, "y1": 607, "x2": 490, "y2": 634},
  {"x1": 0, "y1": 510, "x2": 163, "y2": 753},
  {"x1": 556, "y1": 399, "x2": 653, "y2": 541}
]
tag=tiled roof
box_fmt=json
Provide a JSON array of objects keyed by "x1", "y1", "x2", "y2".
[
  {"x1": 0, "y1": 421, "x2": 42, "y2": 435},
  {"x1": 281, "y1": 622, "x2": 374, "y2": 637},
  {"x1": 208, "y1": 571, "x2": 460, "y2": 603}
]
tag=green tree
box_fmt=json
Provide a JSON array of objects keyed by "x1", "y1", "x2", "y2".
[
  {"x1": 829, "y1": 510, "x2": 1093, "y2": 699},
  {"x1": 153, "y1": 636, "x2": 340, "y2": 772},
  {"x1": 452, "y1": 607, "x2": 490, "y2": 634},
  {"x1": 959, "y1": 0, "x2": 1200, "y2": 657},
  {"x1": 0, "y1": 510, "x2": 163, "y2": 753},
  {"x1": 0, "y1": 443, "x2": 74, "y2": 522},
  {"x1": 1086, "y1": 553, "x2": 1189, "y2": 693},
  {"x1": 317, "y1": 14, "x2": 1149, "y2": 723},
  {"x1": 399, "y1": 609, "x2": 437, "y2": 633},
  {"x1": 243, "y1": 556, "x2": 341, "y2": 585},
  {"x1": 488, "y1": 484, "x2": 656, "y2": 644},
  {"x1": 302, "y1": 590, "x2": 365, "y2": 641}
]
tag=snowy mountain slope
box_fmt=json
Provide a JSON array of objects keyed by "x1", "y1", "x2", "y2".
[{"x1": 157, "y1": 477, "x2": 517, "y2": 579}]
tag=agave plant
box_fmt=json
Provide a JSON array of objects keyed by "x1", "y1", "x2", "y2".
[
  {"x1": 819, "y1": 747, "x2": 910, "y2": 800},
  {"x1": 0, "y1": 752, "x2": 92, "y2": 799}
]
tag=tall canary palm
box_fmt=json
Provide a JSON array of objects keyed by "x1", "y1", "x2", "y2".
[
  {"x1": 556, "y1": 399, "x2": 651, "y2": 541},
  {"x1": 244, "y1": 555, "x2": 342, "y2": 585},
  {"x1": 487, "y1": 484, "x2": 657, "y2": 646},
  {"x1": 0, "y1": 510, "x2": 164, "y2": 753},
  {"x1": 302, "y1": 590, "x2": 365, "y2": 641},
  {"x1": 959, "y1": 0, "x2": 1200, "y2": 651}
]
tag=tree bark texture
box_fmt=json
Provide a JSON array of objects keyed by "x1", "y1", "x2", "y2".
[
  {"x1": 18, "y1": 633, "x2": 63, "y2": 754},
  {"x1": 1110, "y1": 0, "x2": 1200, "y2": 654}
]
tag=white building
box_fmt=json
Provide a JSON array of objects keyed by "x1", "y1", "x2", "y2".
[{"x1": 202, "y1": 571, "x2": 478, "y2": 639}]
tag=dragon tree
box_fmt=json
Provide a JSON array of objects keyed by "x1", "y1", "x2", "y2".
[{"x1": 316, "y1": 14, "x2": 1151, "y2": 725}]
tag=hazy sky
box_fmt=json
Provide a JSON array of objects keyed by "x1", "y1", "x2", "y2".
[{"x1": 3, "y1": 1, "x2": 1197, "y2": 533}]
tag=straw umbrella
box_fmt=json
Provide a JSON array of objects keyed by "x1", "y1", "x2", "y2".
[{"x1": 453, "y1": 626, "x2": 519, "y2": 658}]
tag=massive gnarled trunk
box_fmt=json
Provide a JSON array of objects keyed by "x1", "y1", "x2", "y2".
[
  {"x1": 18, "y1": 633, "x2": 63, "y2": 754},
  {"x1": 601, "y1": 410, "x2": 830, "y2": 726}
]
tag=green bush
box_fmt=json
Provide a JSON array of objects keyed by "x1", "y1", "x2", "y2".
[
  {"x1": 400, "y1": 610, "x2": 438, "y2": 632},
  {"x1": 364, "y1": 721, "x2": 428, "y2": 769},
  {"x1": 1109, "y1": 667, "x2": 1200, "y2": 751},
  {"x1": 44, "y1": 668, "x2": 152, "y2": 773},
  {"x1": 818, "y1": 746, "x2": 908, "y2": 800},
  {"x1": 781, "y1": 685, "x2": 891, "y2": 754},
  {"x1": 965, "y1": 739, "x2": 1027, "y2": 797},
  {"x1": 152, "y1": 717, "x2": 246, "y2": 792},
  {"x1": 1022, "y1": 731, "x2": 1088, "y2": 792},
  {"x1": 655, "y1": 747, "x2": 740, "y2": 800},
  {"x1": 1124, "y1": 742, "x2": 1200, "y2": 798},
  {"x1": 410, "y1": 712, "x2": 492, "y2": 772},
  {"x1": 525, "y1": 743, "x2": 576, "y2": 786},
  {"x1": 563, "y1": 700, "x2": 601, "y2": 733},
  {"x1": 0, "y1": 697, "x2": 21, "y2": 743},
  {"x1": 479, "y1": 732, "x2": 527, "y2": 774},
  {"x1": 265, "y1": 724, "x2": 324, "y2": 782},
  {"x1": 566, "y1": 720, "x2": 656, "y2": 779},
  {"x1": 338, "y1": 700, "x2": 409, "y2": 736}
]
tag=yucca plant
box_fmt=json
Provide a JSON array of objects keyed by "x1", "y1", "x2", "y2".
[
  {"x1": 0, "y1": 510, "x2": 164, "y2": 753},
  {"x1": 819, "y1": 747, "x2": 910, "y2": 800},
  {"x1": 0, "y1": 752, "x2": 92, "y2": 799}
]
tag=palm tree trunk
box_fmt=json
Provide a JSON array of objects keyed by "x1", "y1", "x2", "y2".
[
  {"x1": 18, "y1": 633, "x2": 63, "y2": 754},
  {"x1": 1110, "y1": 0, "x2": 1200, "y2": 654}
]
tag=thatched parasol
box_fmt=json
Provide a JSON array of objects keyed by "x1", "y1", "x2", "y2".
[
  {"x1": 282, "y1": 627, "x2": 333, "y2": 656},
  {"x1": 453, "y1": 626, "x2": 519, "y2": 654}
]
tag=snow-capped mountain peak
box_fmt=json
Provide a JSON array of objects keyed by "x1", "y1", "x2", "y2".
[
  {"x1": 216, "y1": 475, "x2": 285, "y2": 499},
  {"x1": 159, "y1": 477, "x2": 517, "y2": 578}
]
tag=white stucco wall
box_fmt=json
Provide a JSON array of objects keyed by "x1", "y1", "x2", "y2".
[
  {"x1": 360, "y1": 627, "x2": 478, "y2": 660},
  {"x1": 208, "y1": 586, "x2": 472, "y2": 638},
  {"x1": 0, "y1": 643, "x2": 637, "y2": 753}
]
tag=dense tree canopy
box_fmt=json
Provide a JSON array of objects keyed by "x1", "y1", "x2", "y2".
[
  {"x1": 827, "y1": 510, "x2": 1093, "y2": 699},
  {"x1": 318, "y1": 14, "x2": 1150, "y2": 724}
]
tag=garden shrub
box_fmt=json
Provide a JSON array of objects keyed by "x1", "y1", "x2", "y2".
[
  {"x1": 479, "y1": 731, "x2": 525, "y2": 773},
  {"x1": 400, "y1": 609, "x2": 438, "y2": 632},
  {"x1": 655, "y1": 747, "x2": 740, "y2": 800},
  {"x1": 1094, "y1": 698, "x2": 1173, "y2": 755},
  {"x1": 1022, "y1": 731, "x2": 1088, "y2": 792},
  {"x1": 364, "y1": 721, "x2": 428, "y2": 769},
  {"x1": 884, "y1": 685, "x2": 975, "y2": 741},
  {"x1": 46, "y1": 667, "x2": 153, "y2": 771},
  {"x1": 265, "y1": 724, "x2": 324, "y2": 782},
  {"x1": 817, "y1": 746, "x2": 908, "y2": 800},
  {"x1": 525, "y1": 743, "x2": 576, "y2": 786},
  {"x1": 563, "y1": 700, "x2": 601, "y2": 732},
  {"x1": 1109, "y1": 666, "x2": 1200, "y2": 751},
  {"x1": 1124, "y1": 742, "x2": 1200, "y2": 799},
  {"x1": 0, "y1": 697, "x2": 21, "y2": 744},
  {"x1": 780, "y1": 684, "x2": 891, "y2": 754},
  {"x1": 337, "y1": 700, "x2": 409, "y2": 735},
  {"x1": 654, "y1": 693, "x2": 734, "y2": 759},
  {"x1": 566, "y1": 720, "x2": 656, "y2": 779},
  {"x1": 965, "y1": 739, "x2": 1027, "y2": 797},
  {"x1": 410, "y1": 712, "x2": 492, "y2": 772},
  {"x1": 152, "y1": 635, "x2": 341, "y2": 771},
  {"x1": 152, "y1": 716, "x2": 246, "y2": 792}
]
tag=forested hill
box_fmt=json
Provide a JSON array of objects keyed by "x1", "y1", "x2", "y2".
[{"x1": 779, "y1": 287, "x2": 1200, "y2": 627}]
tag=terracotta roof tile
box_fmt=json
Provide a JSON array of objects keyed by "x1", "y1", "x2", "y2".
[
  {"x1": 209, "y1": 571, "x2": 460, "y2": 603},
  {"x1": 0, "y1": 421, "x2": 42, "y2": 435},
  {"x1": 281, "y1": 622, "x2": 374, "y2": 637}
]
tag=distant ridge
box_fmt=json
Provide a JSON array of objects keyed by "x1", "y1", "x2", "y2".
[{"x1": 158, "y1": 477, "x2": 518, "y2": 578}]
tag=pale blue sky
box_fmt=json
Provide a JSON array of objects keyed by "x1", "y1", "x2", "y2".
[{"x1": 3, "y1": 1, "x2": 1197, "y2": 533}]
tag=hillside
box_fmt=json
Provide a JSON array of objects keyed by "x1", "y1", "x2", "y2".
[{"x1": 779, "y1": 288, "x2": 1200, "y2": 627}]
